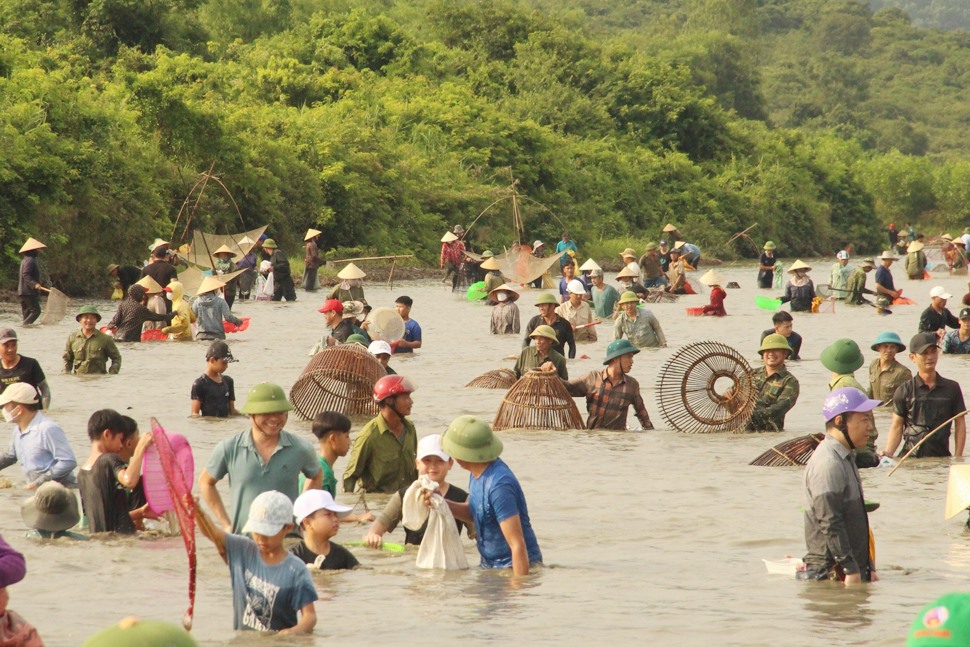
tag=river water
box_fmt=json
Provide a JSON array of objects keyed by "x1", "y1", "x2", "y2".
[{"x1": 6, "y1": 260, "x2": 970, "y2": 646}]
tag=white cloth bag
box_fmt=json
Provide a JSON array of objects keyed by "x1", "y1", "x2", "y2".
[{"x1": 401, "y1": 475, "x2": 468, "y2": 570}]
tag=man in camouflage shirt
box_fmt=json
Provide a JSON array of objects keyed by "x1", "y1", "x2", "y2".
[
  {"x1": 844, "y1": 257, "x2": 876, "y2": 305},
  {"x1": 745, "y1": 333, "x2": 800, "y2": 432}
]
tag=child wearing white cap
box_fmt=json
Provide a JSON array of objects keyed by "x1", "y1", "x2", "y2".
[
  {"x1": 363, "y1": 434, "x2": 473, "y2": 548},
  {"x1": 290, "y1": 490, "x2": 358, "y2": 570},
  {"x1": 195, "y1": 491, "x2": 317, "y2": 634}
]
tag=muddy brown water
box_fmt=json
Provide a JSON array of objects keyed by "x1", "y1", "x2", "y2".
[{"x1": 5, "y1": 262, "x2": 969, "y2": 646}]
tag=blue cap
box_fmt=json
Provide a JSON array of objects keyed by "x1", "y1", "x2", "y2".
[
  {"x1": 871, "y1": 331, "x2": 905, "y2": 352},
  {"x1": 822, "y1": 387, "x2": 882, "y2": 421}
]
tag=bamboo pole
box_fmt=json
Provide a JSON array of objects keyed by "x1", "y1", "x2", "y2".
[{"x1": 888, "y1": 410, "x2": 969, "y2": 476}]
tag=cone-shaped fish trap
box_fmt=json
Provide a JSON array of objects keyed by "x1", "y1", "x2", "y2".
[
  {"x1": 493, "y1": 370, "x2": 584, "y2": 431},
  {"x1": 465, "y1": 368, "x2": 517, "y2": 389},
  {"x1": 750, "y1": 433, "x2": 824, "y2": 467},
  {"x1": 656, "y1": 341, "x2": 756, "y2": 433},
  {"x1": 290, "y1": 344, "x2": 386, "y2": 420}
]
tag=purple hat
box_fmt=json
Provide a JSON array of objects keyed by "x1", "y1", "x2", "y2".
[{"x1": 822, "y1": 387, "x2": 882, "y2": 422}]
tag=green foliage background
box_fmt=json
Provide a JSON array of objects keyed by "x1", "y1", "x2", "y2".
[{"x1": 3, "y1": 0, "x2": 970, "y2": 292}]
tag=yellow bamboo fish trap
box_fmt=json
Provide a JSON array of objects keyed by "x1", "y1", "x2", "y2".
[
  {"x1": 656, "y1": 341, "x2": 756, "y2": 433},
  {"x1": 493, "y1": 370, "x2": 584, "y2": 431},
  {"x1": 465, "y1": 368, "x2": 517, "y2": 389},
  {"x1": 289, "y1": 344, "x2": 386, "y2": 420},
  {"x1": 750, "y1": 433, "x2": 824, "y2": 466}
]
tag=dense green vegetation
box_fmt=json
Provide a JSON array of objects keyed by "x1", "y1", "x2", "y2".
[
  {"x1": 3, "y1": 0, "x2": 970, "y2": 292},
  {"x1": 870, "y1": 0, "x2": 970, "y2": 31}
]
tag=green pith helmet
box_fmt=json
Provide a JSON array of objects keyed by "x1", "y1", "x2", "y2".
[
  {"x1": 346, "y1": 334, "x2": 368, "y2": 346},
  {"x1": 75, "y1": 304, "x2": 102, "y2": 322},
  {"x1": 441, "y1": 415, "x2": 503, "y2": 462},
  {"x1": 262, "y1": 238, "x2": 278, "y2": 248},
  {"x1": 481, "y1": 250, "x2": 494, "y2": 258},
  {"x1": 618, "y1": 291, "x2": 639, "y2": 305},
  {"x1": 604, "y1": 339, "x2": 640, "y2": 364},
  {"x1": 758, "y1": 333, "x2": 792, "y2": 356},
  {"x1": 644, "y1": 242, "x2": 658, "y2": 252},
  {"x1": 535, "y1": 292, "x2": 559, "y2": 306},
  {"x1": 240, "y1": 382, "x2": 294, "y2": 414},
  {"x1": 81, "y1": 617, "x2": 198, "y2": 647},
  {"x1": 530, "y1": 325, "x2": 559, "y2": 341},
  {"x1": 764, "y1": 241, "x2": 776, "y2": 250},
  {"x1": 820, "y1": 338, "x2": 864, "y2": 374}
]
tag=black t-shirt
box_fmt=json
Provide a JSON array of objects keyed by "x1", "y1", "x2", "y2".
[
  {"x1": 141, "y1": 261, "x2": 179, "y2": 287},
  {"x1": 0, "y1": 356, "x2": 46, "y2": 408},
  {"x1": 290, "y1": 540, "x2": 359, "y2": 570},
  {"x1": 78, "y1": 453, "x2": 136, "y2": 534},
  {"x1": 190, "y1": 374, "x2": 235, "y2": 418},
  {"x1": 400, "y1": 484, "x2": 470, "y2": 546}
]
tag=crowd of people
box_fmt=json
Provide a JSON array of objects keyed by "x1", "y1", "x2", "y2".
[{"x1": 4, "y1": 224, "x2": 969, "y2": 643}]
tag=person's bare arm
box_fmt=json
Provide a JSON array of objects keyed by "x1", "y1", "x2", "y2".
[
  {"x1": 195, "y1": 499, "x2": 228, "y2": 562},
  {"x1": 499, "y1": 514, "x2": 530, "y2": 576},
  {"x1": 303, "y1": 470, "x2": 322, "y2": 491},
  {"x1": 117, "y1": 432, "x2": 153, "y2": 489},
  {"x1": 190, "y1": 399, "x2": 202, "y2": 416},
  {"x1": 363, "y1": 519, "x2": 390, "y2": 548},
  {"x1": 444, "y1": 500, "x2": 473, "y2": 524},
  {"x1": 954, "y1": 416, "x2": 966, "y2": 457},
  {"x1": 280, "y1": 602, "x2": 316, "y2": 635},
  {"x1": 882, "y1": 413, "x2": 905, "y2": 457},
  {"x1": 199, "y1": 469, "x2": 232, "y2": 531}
]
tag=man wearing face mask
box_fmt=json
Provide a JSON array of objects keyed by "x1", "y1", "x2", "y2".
[{"x1": 0, "y1": 384, "x2": 77, "y2": 489}]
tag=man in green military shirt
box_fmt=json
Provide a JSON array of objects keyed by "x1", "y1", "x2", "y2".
[
  {"x1": 845, "y1": 258, "x2": 876, "y2": 305},
  {"x1": 514, "y1": 325, "x2": 568, "y2": 379},
  {"x1": 868, "y1": 331, "x2": 911, "y2": 404},
  {"x1": 743, "y1": 334, "x2": 800, "y2": 431},
  {"x1": 63, "y1": 306, "x2": 121, "y2": 375},
  {"x1": 343, "y1": 375, "x2": 418, "y2": 494}
]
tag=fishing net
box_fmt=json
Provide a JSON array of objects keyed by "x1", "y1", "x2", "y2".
[
  {"x1": 642, "y1": 289, "x2": 678, "y2": 303},
  {"x1": 183, "y1": 226, "x2": 267, "y2": 269},
  {"x1": 38, "y1": 288, "x2": 70, "y2": 325},
  {"x1": 365, "y1": 307, "x2": 404, "y2": 342},
  {"x1": 750, "y1": 433, "x2": 824, "y2": 466},
  {"x1": 656, "y1": 341, "x2": 756, "y2": 433},
  {"x1": 466, "y1": 249, "x2": 565, "y2": 285},
  {"x1": 223, "y1": 317, "x2": 250, "y2": 334},
  {"x1": 289, "y1": 344, "x2": 386, "y2": 420},
  {"x1": 177, "y1": 266, "x2": 248, "y2": 297},
  {"x1": 465, "y1": 368, "x2": 517, "y2": 389},
  {"x1": 493, "y1": 370, "x2": 584, "y2": 431},
  {"x1": 147, "y1": 419, "x2": 196, "y2": 630}
]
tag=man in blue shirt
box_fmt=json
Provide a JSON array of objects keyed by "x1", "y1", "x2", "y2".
[
  {"x1": 874, "y1": 251, "x2": 901, "y2": 302},
  {"x1": 555, "y1": 232, "x2": 578, "y2": 269},
  {"x1": 394, "y1": 296, "x2": 422, "y2": 354},
  {"x1": 0, "y1": 383, "x2": 76, "y2": 488},
  {"x1": 440, "y1": 415, "x2": 542, "y2": 575}
]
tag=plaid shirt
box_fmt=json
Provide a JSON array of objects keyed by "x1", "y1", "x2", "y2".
[
  {"x1": 565, "y1": 370, "x2": 652, "y2": 430},
  {"x1": 440, "y1": 240, "x2": 465, "y2": 267},
  {"x1": 747, "y1": 366, "x2": 799, "y2": 431}
]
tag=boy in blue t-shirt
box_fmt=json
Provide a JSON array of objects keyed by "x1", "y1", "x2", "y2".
[
  {"x1": 394, "y1": 296, "x2": 422, "y2": 354},
  {"x1": 439, "y1": 416, "x2": 541, "y2": 575},
  {"x1": 196, "y1": 490, "x2": 317, "y2": 634}
]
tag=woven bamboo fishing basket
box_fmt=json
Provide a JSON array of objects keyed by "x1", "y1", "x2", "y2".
[
  {"x1": 750, "y1": 433, "x2": 824, "y2": 467},
  {"x1": 656, "y1": 340, "x2": 756, "y2": 433},
  {"x1": 289, "y1": 344, "x2": 386, "y2": 420},
  {"x1": 493, "y1": 370, "x2": 584, "y2": 431},
  {"x1": 642, "y1": 289, "x2": 678, "y2": 303},
  {"x1": 465, "y1": 368, "x2": 517, "y2": 389}
]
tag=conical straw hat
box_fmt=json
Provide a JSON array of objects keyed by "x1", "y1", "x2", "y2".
[
  {"x1": 488, "y1": 283, "x2": 520, "y2": 302},
  {"x1": 18, "y1": 238, "x2": 46, "y2": 253},
  {"x1": 304, "y1": 228, "x2": 322, "y2": 241},
  {"x1": 480, "y1": 257, "x2": 502, "y2": 271},
  {"x1": 337, "y1": 263, "x2": 366, "y2": 280},
  {"x1": 663, "y1": 223, "x2": 678, "y2": 232},
  {"x1": 787, "y1": 259, "x2": 812, "y2": 273},
  {"x1": 578, "y1": 258, "x2": 601, "y2": 272},
  {"x1": 441, "y1": 231, "x2": 459, "y2": 243},
  {"x1": 196, "y1": 276, "x2": 226, "y2": 296},
  {"x1": 699, "y1": 269, "x2": 725, "y2": 286},
  {"x1": 944, "y1": 465, "x2": 970, "y2": 519},
  {"x1": 615, "y1": 266, "x2": 638, "y2": 279},
  {"x1": 135, "y1": 275, "x2": 163, "y2": 294},
  {"x1": 907, "y1": 241, "x2": 925, "y2": 253},
  {"x1": 212, "y1": 244, "x2": 237, "y2": 257}
]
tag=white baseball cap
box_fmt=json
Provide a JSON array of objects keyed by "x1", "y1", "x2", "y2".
[
  {"x1": 930, "y1": 286, "x2": 953, "y2": 300},
  {"x1": 566, "y1": 279, "x2": 586, "y2": 295},
  {"x1": 293, "y1": 490, "x2": 353, "y2": 524},
  {"x1": 368, "y1": 340, "x2": 392, "y2": 357},
  {"x1": 242, "y1": 491, "x2": 294, "y2": 536},
  {"x1": 417, "y1": 434, "x2": 450, "y2": 461},
  {"x1": 0, "y1": 383, "x2": 39, "y2": 407}
]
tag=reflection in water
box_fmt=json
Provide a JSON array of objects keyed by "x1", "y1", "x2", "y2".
[{"x1": 798, "y1": 582, "x2": 874, "y2": 630}]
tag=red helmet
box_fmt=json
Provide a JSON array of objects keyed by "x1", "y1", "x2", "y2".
[{"x1": 373, "y1": 375, "x2": 415, "y2": 403}]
